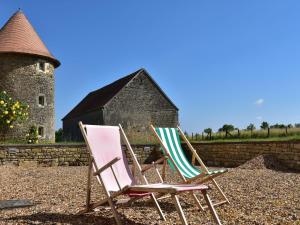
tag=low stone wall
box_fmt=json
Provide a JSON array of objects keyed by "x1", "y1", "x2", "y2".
[
  {"x1": 185, "y1": 141, "x2": 300, "y2": 170},
  {"x1": 0, "y1": 141, "x2": 299, "y2": 170},
  {"x1": 0, "y1": 144, "x2": 161, "y2": 167}
]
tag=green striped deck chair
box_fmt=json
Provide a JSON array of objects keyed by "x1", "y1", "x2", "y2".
[{"x1": 151, "y1": 125, "x2": 230, "y2": 209}]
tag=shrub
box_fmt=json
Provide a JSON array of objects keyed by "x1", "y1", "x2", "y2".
[
  {"x1": 0, "y1": 91, "x2": 29, "y2": 140},
  {"x1": 55, "y1": 128, "x2": 63, "y2": 142},
  {"x1": 26, "y1": 126, "x2": 39, "y2": 144}
]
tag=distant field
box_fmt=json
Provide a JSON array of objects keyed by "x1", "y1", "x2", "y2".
[
  {"x1": 186, "y1": 127, "x2": 300, "y2": 143},
  {"x1": 2, "y1": 128, "x2": 300, "y2": 145}
]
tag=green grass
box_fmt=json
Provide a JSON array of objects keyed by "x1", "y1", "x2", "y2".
[
  {"x1": 189, "y1": 134, "x2": 300, "y2": 143},
  {"x1": 187, "y1": 127, "x2": 300, "y2": 143}
]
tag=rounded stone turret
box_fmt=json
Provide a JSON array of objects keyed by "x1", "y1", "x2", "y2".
[{"x1": 0, "y1": 11, "x2": 60, "y2": 142}]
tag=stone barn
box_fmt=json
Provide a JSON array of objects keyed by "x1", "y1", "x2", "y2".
[
  {"x1": 62, "y1": 68, "x2": 179, "y2": 141},
  {"x1": 0, "y1": 10, "x2": 60, "y2": 142}
]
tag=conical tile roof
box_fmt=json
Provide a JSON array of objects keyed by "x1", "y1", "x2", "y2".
[{"x1": 0, "y1": 10, "x2": 60, "y2": 67}]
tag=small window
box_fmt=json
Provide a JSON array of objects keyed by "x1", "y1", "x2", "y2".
[
  {"x1": 38, "y1": 126, "x2": 44, "y2": 137},
  {"x1": 38, "y1": 62, "x2": 47, "y2": 72},
  {"x1": 38, "y1": 95, "x2": 46, "y2": 107}
]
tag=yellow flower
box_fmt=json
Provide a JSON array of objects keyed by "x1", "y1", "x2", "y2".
[
  {"x1": 9, "y1": 125, "x2": 13, "y2": 129},
  {"x1": 3, "y1": 111, "x2": 8, "y2": 115},
  {"x1": 0, "y1": 100, "x2": 4, "y2": 105},
  {"x1": 6, "y1": 120, "x2": 10, "y2": 124}
]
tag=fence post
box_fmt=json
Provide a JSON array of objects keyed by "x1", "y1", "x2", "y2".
[{"x1": 268, "y1": 128, "x2": 270, "y2": 137}]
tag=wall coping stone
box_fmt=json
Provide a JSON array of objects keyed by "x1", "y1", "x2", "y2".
[
  {"x1": 189, "y1": 140, "x2": 300, "y2": 145},
  {"x1": 0, "y1": 143, "x2": 160, "y2": 148}
]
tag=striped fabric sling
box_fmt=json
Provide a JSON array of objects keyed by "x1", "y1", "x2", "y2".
[{"x1": 155, "y1": 127, "x2": 227, "y2": 179}]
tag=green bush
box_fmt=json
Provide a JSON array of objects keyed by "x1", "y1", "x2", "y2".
[{"x1": 0, "y1": 91, "x2": 29, "y2": 140}]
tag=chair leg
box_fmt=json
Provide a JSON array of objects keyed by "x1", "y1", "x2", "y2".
[
  {"x1": 202, "y1": 190, "x2": 222, "y2": 225},
  {"x1": 171, "y1": 194, "x2": 188, "y2": 225},
  {"x1": 150, "y1": 193, "x2": 166, "y2": 221},
  {"x1": 211, "y1": 179, "x2": 230, "y2": 204},
  {"x1": 107, "y1": 197, "x2": 122, "y2": 225},
  {"x1": 190, "y1": 192, "x2": 205, "y2": 211},
  {"x1": 86, "y1": 157, "x2": 93, "y2": 212}
]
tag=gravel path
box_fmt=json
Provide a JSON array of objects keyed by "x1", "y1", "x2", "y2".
[{"x1": 0, "y1": 164, "x2": 299, "y2": 225}]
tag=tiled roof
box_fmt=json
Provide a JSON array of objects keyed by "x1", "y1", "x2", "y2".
[
  {"x1": 62, "y1": 69, "x2": 142, "y2": 120},
  {"x1": 0, "y1": 10, "x2": 60, "y2": 67},
  {"x1": 62, "y1": 68, "x2": 179, "y2": 120}
]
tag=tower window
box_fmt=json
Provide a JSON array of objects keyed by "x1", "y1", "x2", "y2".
[
  {"x1": 38, "y1": 126, "x2": 44, "y2": 138},
  {"x1": 38, "y1": 95, "x2": 46, "y2": 107},
  {"x1": 38, "y1": 62, "x2": 48, "y2": 72}
]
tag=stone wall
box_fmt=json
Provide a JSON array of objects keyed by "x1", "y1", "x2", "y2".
[
  {"x1": 0, "y1": 144, "x2": 161, "y2": 166},
  {"x1": 1, "y1": 141, "x2": 299, "y2": 170},
  {"x1": 0, "y1": 54, "x2": 55, "y2": 142},
  {"x1": 184, "y1": 141, "x2": 300, "y2": 170},
  {"x1": 104, "y1": 71, "x2": 178, "y2": 133}
]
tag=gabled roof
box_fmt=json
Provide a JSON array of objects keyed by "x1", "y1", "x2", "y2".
[
  {"x1": 62, "y1": 68, "x2": 178, "y2": 120},
  {"x1": 0, "y1": 10, "x2": 60, "y2": 67}
]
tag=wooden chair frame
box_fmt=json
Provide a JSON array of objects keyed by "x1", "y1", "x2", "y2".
[
  {"x1": 150, "y1": 124, "x2": 230, "y2": 210},
  {"x1": 78, "y1": 122, "x2": 222, "y2": 225}
]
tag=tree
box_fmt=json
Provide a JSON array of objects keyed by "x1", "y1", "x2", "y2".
[
  {"x1": 287, "y1": 124, "x2": 293, "y2": 128},
  {"x1": 270, "y1": 123, "x2": 285, "y2": 129},
  {"x1": 0, "y1": 91, "x2": 29, "y2": 140},
  {"x1": 55, "y1": 128, "x2": 63, "y2": 142},
  {"x1": 295, "y1": 123, "x2": 300, "y2": 128},
  {"x1": 204, "y1": 128, "x2": 212, "y2": 135},
  {"x1": 204, "y1": 128, "x2": 212, "y2": 139},
  {"x1": 260, "y1": 121, "x2": 269, "y2": 130},
  {"x1": 247, "y1": 123, "x2": 256, "y2": 131},
  {"x1": 219, "y1": 124, "x2": 235, "y2": 137}
]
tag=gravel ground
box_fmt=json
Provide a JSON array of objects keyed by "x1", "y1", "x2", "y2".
[{"x1": 0, "y1": 162, "x2": 299, "y2": 225}]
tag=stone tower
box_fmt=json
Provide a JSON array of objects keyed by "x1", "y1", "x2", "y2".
[{"x1": 0, "y1": 10, "x2": 60, "y2": 142}]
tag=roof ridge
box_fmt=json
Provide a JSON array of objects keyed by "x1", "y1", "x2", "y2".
[{"x1": 62, "y1": 69, "x2": 142, "y2": 120}]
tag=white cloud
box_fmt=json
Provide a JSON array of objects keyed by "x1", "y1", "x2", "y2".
[
  {"x1": 254, "y1": 98, "x2": 264, "y2": 106},
  {"x1": 256, "y1": 116, "x2": 263, "y2": 121}
]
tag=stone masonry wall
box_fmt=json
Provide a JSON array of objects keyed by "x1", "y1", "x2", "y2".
[
  {"x1": 0, "y1": 141, "x2": 299, "y2": 170},
  {"x1": 184, "y1": 141, "x2": 300, "y2": 170},
  {"x1": 0, "y1": 54, "x2": 55, "y2": 142},
  {"x1": 103, "y1": 71, "x2": 178, "y2": 138},
  {"x1": 0, "y1": 144, "x2": 161, "y2": 166}
]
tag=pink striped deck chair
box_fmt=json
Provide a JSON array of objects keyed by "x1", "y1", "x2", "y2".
[{"x1": 78, "y1": 122, "x2": 222, "y2": 225}]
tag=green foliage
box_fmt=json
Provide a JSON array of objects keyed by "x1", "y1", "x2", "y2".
[
  {"x1": 0, "y1": 91, "x2": 29, "y2": 136},
  {"x1": 270, "y1": 123, "x2": 286, "y2": 129},
  {"x1": 247, "y1": 123, "x2": 256, "y2": 131},
  {"x1": 26, "y1": 126, "x2": 39, "y2": 144},
  {"x1": 219, "y1": 124, "x2": 235, "y2": 132},
  {"x1": 260, "y1": 121, "x2": 269, "y2": 130},
  {"x1": 55, "y1": 128, "x2": 63, "y2": 142},
  {"x1": 204, "y1": 128, "x2": 212, "y2": 134}
]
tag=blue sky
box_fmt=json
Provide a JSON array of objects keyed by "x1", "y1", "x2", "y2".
[{"x1": 1, "y1": 1, "x2": 300, "y2": 133}]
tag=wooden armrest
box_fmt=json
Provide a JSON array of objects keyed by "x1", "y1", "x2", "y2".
[
  {"x1": 141, "y1": 156, "x2": 168, "y2": 173},
  {"x1": 93, "y1": 157, "x2": 121, "y2": 176}
]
